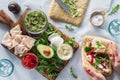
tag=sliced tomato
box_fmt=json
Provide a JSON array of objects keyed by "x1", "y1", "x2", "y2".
[
  {"x1": 89, "y1": 42, "x2": 92, "y2": 47},
  {"x1": 89, "y1": 54, "x2": 95, "y2": 64}
]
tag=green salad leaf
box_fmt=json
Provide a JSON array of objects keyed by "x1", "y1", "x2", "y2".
[
  {"x1": 95, "y1": 57, "x2": 102, "y2": 65},
  {"x1": 65, "y1": 25, "x2": 74, "y2": 31},
  {"x1": 96, "y1": 41, "x2": 102, "y2": 48},
  {"x1": 70, "y1": 67, "x2": 78, "y2": 79},
  {"x1": 108, "y1": 4, "x2": 120, "y2": 15},
  {"x1": 65, "y1": 37, "x2": 77, "y2": 48},
  {"x1": 84, "y1": 46, "x2": 94, "y2": 52}
]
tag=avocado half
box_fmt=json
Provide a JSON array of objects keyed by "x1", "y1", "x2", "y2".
[{"x1": 37, "y1": 44, "x2": 54, "y2": 59}]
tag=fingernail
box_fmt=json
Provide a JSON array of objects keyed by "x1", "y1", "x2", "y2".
[
  {"x1": 86, "y1": 69, "x2": 91, "y2": 73},
  {"x1": 110, "y1": 42, "x2": 113, "y2": 44},
  {"x1": 109, "y1": 53, "x2": 113, "y2": 57}
]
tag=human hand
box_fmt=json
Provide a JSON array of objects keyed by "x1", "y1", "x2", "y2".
[
  {"x1": 86, "y1": 69, "x2": 106, "y2": 80},
  {"x1": 109, "y1": 42, "x2": 120, "y2": 73}
]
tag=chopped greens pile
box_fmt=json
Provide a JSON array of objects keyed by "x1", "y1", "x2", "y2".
[
  {"x1": 63, "y1": 0, "x2": 79, "y2": 17},
  {"x1": 32, "y1": 23, "x2": 77, "y2": 78}
]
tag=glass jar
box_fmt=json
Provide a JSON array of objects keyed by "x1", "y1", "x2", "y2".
[{"x1": 24, "y1": 10, "x2": 48, "y2": 38}]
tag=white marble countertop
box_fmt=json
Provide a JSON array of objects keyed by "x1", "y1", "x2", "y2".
[{"x1": 0, "y1": 0, "x2": 120, "y2": 80}]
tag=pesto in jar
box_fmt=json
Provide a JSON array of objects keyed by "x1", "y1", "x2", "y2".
[{"x1": 24, "y1": 10, "x2": 47, "y2": 32}]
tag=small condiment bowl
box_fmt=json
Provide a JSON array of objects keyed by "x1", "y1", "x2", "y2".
[
  {"x1": 21, "y1": 53, "x2": 38, "y2": 69},
  {"x1": 24, "y1": 10, "x2": 48, "y2": 38},
  {"x1": 90, "y1": 10, "x2": 105, "y2": 27}
]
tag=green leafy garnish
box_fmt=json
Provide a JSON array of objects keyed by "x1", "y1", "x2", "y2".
[
  {"x1": 96, "y1": 41, "x2": 102, "y2": 48},
  {"x1": 104, "y1": 52, "x2": 110, "y2": 63},
  {"x1": 70, "y1": 67, "x2": 78, "y2": 79},
  {"x1": 108, "y1": 4, "x2": 120, "y2": 15},
  {"x1": 65, "y1": 25, "x2": 74, "y2": 31},
  {"x1": 65, "y1": 37, "x2": 77, "y2": 48},
  {"x1": 84, "y1": 46, "x2": 94, "y2": 52},
  {"x1": 95, "y1": 57, "x2": 102, "y2": 65}
]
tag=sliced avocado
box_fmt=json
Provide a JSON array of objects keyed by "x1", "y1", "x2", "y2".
[{"x1": 37, "y1": 44, "x2": 54, "y2": 59}]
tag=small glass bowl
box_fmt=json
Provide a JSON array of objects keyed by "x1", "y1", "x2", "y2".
[
  {"x1": 108, "y1": 19, "x2": 120, "y2": 36},
  {"x1": 24, "y1": 10, "x2": 48, "y2": 38},
  {"x1": 108, "y1": 19, "x2": 120, "y2": 44},
  {"x1": 21, "y1": 53, "x2": 38, "y2": 69},
  {"x1": 0, "y1": 59, "x2": 14, "y2": 77}
]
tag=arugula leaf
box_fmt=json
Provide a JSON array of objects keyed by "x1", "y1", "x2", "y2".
[
  {"x1": 108, "y1": 4, "x2": 120, "y2": 15},
  {"x1": 95, "y1": 57, "x2": 102, "y2": 65},
  {"x1": 96, "y1": 41, "x2": 102, "y2": 48},
  {"x1": 70, "y1": 67, "x2": 78, "y2": 79},
  {"x1": 56, "y1": 30, "x2": 62, "y2": 36},
  {"x1": 65, "y1": 37, "x2": 77, "y2": 48},
  {"x1": 65, "y1": 25, "x2": 74, "y2": 31},
  {"x1": 104, "y1": 52, "x2": 110, "y2": 63},
  {"x1": 84, "y1": 46, "x2": 94, "y2": 52}
]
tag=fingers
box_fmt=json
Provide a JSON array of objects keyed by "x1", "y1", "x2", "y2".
[
  {"x1": 109, "y1": 42, "x2": 118, "y2": 56},
  {"x1": 86, "y1": 69, "x2": 106, "y2": 80},
  {"x1": 109, "y1": 53, "x2": 115, "y2": 65}
]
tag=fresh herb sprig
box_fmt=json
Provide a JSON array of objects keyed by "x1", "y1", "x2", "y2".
[
  {"x1": 108, "y1": 4, "x2": 120, "y2": 15},
  {"x1": 70, "y1": 67, "x2": 78, "y2": 79},
  {"x1": 84, "y1": 46, "x2": 94, "y2": 52},
  {"x1": 65, "y1": 25, "x2": 74, "y2": 31},
  {"x1": 65, "y1": 37, "x2": 77, "y2": 48},
  {"x1": 96, "y1": 41, "x2": 102, "y2": 48}
]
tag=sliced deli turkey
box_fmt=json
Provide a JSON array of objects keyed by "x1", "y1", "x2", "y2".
[{"x1": 1, "y1": 24, "x2": 35, "y2": 57}]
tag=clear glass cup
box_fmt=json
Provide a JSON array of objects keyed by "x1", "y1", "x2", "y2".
[
  {"x1": 108, "y1": 19, "x2": 120, "y2": 44},
  {"x1": 0, "y1": 59, "x2": 14, "y2": 77}
]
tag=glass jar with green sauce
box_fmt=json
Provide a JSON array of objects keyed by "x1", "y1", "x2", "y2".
[{"x1": 24, "y1": 10, "x2": 48, "y2": 38}]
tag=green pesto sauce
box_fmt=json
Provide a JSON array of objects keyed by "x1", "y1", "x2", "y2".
[{"x1": 24, "y1": 10, "x2": 47, "y2": 32}]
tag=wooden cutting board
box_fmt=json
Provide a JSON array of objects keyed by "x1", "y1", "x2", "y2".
[{"x1": 0, "y1": 9, "x2": 79, "y2": 80}]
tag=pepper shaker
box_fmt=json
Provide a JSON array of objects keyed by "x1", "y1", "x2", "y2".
[{"x1": 8, "y1": 1, "x2": 21, "y2": 14}]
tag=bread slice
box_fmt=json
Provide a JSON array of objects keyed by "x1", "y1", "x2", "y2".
[
  {"x1": 48, "y1": 0, "x2": 89, "y2": 26},
  {"x1": 81, "y1": 35, "x2": 117, "y2": 76}
]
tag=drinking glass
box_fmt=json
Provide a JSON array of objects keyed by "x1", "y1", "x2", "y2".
[
  {"x1": 108, "y1": 19, "x2": 120, "y2": 44},
  {"x1": 0, "y1": 59, "x2": 14, "y2": 77}
]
